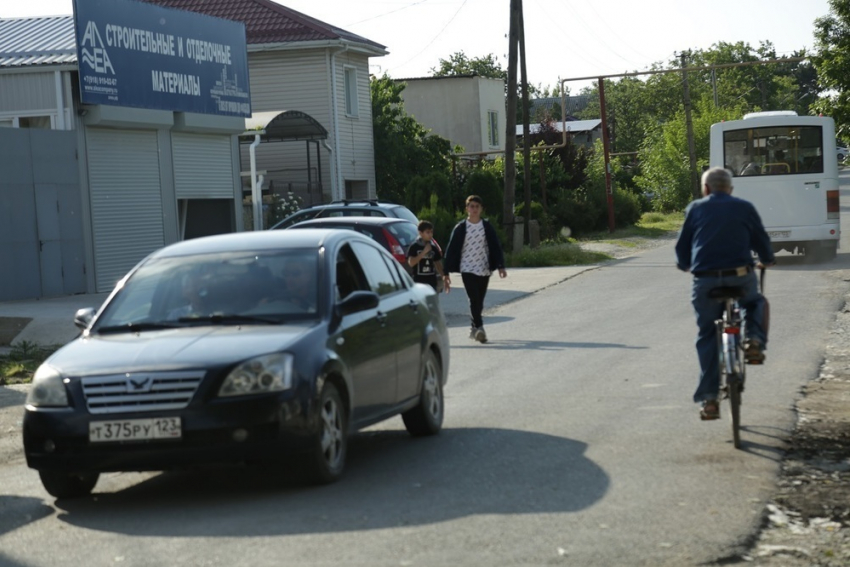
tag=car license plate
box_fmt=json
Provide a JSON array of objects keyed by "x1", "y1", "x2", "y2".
[
  {"x1": 89, "y1": 417, "x2": 182, "y2": 443},
  {"x1": 768, "y1": 231, "x2": 791, "y2": 239}
]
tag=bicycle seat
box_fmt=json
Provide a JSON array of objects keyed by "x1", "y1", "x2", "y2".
[{"x1": 708, "y1": 286, "x2": 746, "y2": 300}]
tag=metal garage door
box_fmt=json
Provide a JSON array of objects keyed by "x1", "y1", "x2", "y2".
[
  {"x1": 172, "y1": 132, "x2": 234, "y2": 198},
  {"x1": 87, "y1": 128, "x2": 164, "y2": 292}
]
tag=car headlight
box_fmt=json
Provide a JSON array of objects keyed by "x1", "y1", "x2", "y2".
[
  {"x1": 218, "y1": 353, "x2": 294, "y2": 397},
  {"x1": 26, "y1": 364, "x2": 69, "y2": 407}
]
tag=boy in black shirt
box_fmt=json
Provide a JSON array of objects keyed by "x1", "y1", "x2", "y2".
[{"x1": 407, "y1": 221, "x2": 450, "y2": 293}]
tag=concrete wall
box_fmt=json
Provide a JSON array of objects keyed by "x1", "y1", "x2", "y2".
[{"x1": 399, "y1": 76, "x2": 506, "y2": 155}]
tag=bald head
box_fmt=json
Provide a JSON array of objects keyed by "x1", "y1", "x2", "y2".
[{"x1": 702, "y1": 167, "x2": 733, "y2": 196}]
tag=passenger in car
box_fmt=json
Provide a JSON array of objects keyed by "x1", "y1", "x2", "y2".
[
  {"x1": 283, "y1": 256, "x2": 317, "y2": 312},
  {"x1": 168, "y1": 270, "x2": 211, "y2": 319}
]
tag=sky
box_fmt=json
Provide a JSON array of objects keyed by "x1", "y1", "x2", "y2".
[{"x1": 1, "y1": 0, "x2": 833, "y2": 93}]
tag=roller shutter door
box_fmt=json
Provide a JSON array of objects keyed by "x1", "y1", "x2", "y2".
[
  {"x1": 87, "y1": 128, "x2": 164, "y2": 292},
  {"x1": 172, "y1": 132, "x2": 234, "y2": 199}
]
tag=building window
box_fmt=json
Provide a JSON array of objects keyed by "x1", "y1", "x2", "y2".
[
  {"x1": 0, "y1": 115, "x2": 54, "y2": 129},
  {"x1": 488, "y1": 111, "x2": 499, "y2": 147},
  {"x1": 19, "y1": 116, "x2": 52, "y2": 129},
  {"x1": 344, "y1": 67, "x2": 359, "y2": 117}
]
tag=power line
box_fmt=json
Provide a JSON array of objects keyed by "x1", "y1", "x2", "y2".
[
  {"x1": 344, "y1": 0, "x2": 434, "y2": 28},
  {"x1": 386, "y1": 0, "x2": 469, "y2": 74}
]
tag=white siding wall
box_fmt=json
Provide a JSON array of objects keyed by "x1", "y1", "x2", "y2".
[
  {"x1": 243, "y1": 48, "x2": 377, "y2": 202},
  {"x1": 334, "y1": 51, "x2": 376, "y2": 198},
  {"x1": 245, "y1": 50, "x2": 333, "y2": 201}
]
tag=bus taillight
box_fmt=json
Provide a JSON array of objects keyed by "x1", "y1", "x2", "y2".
[{"x1": 827, "y1": 190, "x2": 840, "y2": 219}]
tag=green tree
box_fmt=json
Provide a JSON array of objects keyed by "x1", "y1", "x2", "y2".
[
  {"x1": 813, "y1": 0, "x2": 850, "y2": 137},
  {"x1": 635, "y1": 97, "x2": 743, "y2": 212},
  {"x1": 370, "y1": 75, "x2": 453, "y2": 205},
  {"x1": 431, "y1": 51, "x2": 507, "y2": 79}
]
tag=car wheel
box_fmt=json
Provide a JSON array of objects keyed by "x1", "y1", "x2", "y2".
[
  {"x1": 38, "y1": 470, "x2": 99, "y2": 499},
  {"x1": 303, "y1": 382, "x2": 347, "y2": 484},
  {"x1": 839, "y1": 153, "x2": 845, "y2": 162},
  {"x1": 402, "y1": 350, "x2": 444, "y2": 437}
]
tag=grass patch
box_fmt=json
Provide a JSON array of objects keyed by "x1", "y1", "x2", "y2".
[
  {"x1": 0, "y1": 341, "x2": 60, "y2": 385},
  {"x1": 580, "y1": 211, "x2": 684, "y2": 241},
  {"x1": 507, "y1": 242, "x2": 612, "y2": 267}
]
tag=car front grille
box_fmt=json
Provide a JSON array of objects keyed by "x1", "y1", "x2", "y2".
[{"x1": 81, "y1": 371, "x2": 205, "y2": 414}]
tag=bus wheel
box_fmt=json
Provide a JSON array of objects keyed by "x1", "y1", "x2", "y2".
[{"x1": 810, "y1": 241, "x2": 837, "y2": 262}]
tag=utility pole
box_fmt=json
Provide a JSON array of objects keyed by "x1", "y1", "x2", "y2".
[
  {"x1": 519, "y1": 0, "x2": 532, "y2": 246},
  {"x1": 503, "y1": 0, "x2": 520, "y2": 251},
  {"x1": 680, "y1": 51, "x2": 700, "y2": 200},
  {"x1": 598, "y1": 78, "x2": 615, "y2": 233}
]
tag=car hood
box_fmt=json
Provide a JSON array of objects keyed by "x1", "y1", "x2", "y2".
[{"x1": 47, "y1": 324, "x2": 318, "y2": 376}]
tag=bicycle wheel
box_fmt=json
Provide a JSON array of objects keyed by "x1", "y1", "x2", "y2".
[{"x1": 728, "y1": 372, "x2": 742, "y2": 449}]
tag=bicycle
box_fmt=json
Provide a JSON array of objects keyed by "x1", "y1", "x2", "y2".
[{"x1": 708, "y1": 267, "x2": 766, "y2": 449}]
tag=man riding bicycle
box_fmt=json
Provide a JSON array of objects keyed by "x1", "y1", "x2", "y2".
[{"x1": 675, "y1": 167, "x2": 775, "y2": 420}]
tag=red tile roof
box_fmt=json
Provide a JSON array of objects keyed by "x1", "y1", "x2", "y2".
[{"x1": 141, "y1": 0, "x2": 385, "y2": 51}]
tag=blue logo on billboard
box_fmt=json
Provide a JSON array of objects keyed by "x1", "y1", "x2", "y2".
[
  {"x1": 80, "y1": 21, "x2": 115, "y2": 75},
  {"x1": 73, "y1": 0, "x2": 251, "y2": 117}
]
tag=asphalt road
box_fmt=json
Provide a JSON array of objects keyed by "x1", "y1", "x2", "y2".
[{"x1": 1, "y1": 180, "x2": 849, "y2": 566}]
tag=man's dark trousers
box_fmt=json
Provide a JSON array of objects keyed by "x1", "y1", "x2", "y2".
[{"x1": 461, "y1": 272, "x2": 490, "y2": 330}]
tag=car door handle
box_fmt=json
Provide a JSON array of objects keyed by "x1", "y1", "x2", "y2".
[
  {"x1": 408, "y1": 300, "x2": 419, "y2": 313},
  {"x1": 375, "y1": 311, "x2": 388, "y2": 326}
]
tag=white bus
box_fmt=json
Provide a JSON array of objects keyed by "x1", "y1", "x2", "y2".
[{"x1": 709, "y1": 111, "x2": 841, "y2": 261}]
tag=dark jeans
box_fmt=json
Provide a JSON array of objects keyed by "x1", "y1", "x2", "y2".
[
  {"x1": 691, "y1": 271, "x2": 767, "y2": 403},
  {"x1": 461, "y1": 272, "x2": 490, "y2": 329}
]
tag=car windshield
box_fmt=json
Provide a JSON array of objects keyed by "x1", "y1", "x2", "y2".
[{"x1": 94, "y1": 249, "x2": 321, "y2": 332}]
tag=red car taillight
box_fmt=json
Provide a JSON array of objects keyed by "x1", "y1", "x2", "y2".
[
  {"x1": 382, "y1": 229, "x2": 407, "y2": 264},
  {"x1": 827, "y1": 189, "x2": 840, "y2": 219}
]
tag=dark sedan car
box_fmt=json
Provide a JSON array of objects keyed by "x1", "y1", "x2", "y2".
[{"x1": 23, "y1": 229, "x2": 449, "y2": 498}]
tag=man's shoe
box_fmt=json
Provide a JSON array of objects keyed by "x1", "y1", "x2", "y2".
[
  {"x1": 474, "y1": 327, "x2": 487, "y2": 343},
  {"x1": 700, "y1": 399, "x2": 720, "y2": 421},
  {"x1": 469, "y1": 327, "x2": 478, "y2": 340},
  {"x1": 744, "y1": 339, "x2": 765, "y2": 365}
]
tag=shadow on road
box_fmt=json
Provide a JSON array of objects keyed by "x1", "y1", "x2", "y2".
[
  {"x1": 0, "y1": 495, "x2": 53, "y2": 536},
  {"x1": 52, "y1": 427, "x2": 609, "y2": 537}
]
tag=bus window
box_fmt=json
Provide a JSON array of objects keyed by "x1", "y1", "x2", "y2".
[{"x1": 723, "y1": 125, "x2": 824, "y2": 177}]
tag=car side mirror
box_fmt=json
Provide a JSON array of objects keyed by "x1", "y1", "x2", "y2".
[
  {"x1": 337, "y1": 290, "x2": 380, "y2": 316},
  {"x1": 74, "y1": 307, "x2": 97, "y2": 330}
]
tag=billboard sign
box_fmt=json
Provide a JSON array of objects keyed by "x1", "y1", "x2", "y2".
[{"x1": 72, "y1": 0, "x2": 251, "y2": 117}]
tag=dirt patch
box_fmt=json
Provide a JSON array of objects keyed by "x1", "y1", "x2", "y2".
[
  {"x1": 741, "y1": 298, "x2": 850, "y2": 565},
  {"x1": 577, "y1": 234, "x2": 678, "y2": 259}
]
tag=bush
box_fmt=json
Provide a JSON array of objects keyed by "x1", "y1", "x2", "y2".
[
  {"x1": 405, "y1": 172, "x2": 452, "y2": 214},
  {"x1": 515, "y1": 200, "x2": 557, "y2": 241},
  {"x1": 416, "y1": 194, "x2": 459, "y2": 247},
  {"x1": 463, "y1": 170, "x2": 503, "y2": 223},
  {"x1": 548, "y1": 191, "x2": 600, "y2": 237}
]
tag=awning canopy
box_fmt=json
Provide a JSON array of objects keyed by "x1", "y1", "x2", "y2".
[{"x1": 242, "y1": 110, "x2": 328, "y2": 142}]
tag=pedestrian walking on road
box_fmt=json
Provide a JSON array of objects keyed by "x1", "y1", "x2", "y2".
[
  {"x1": 407, "y1": 220, "x2": 450, "y2": 293},
  {"x1": 444, "y1": 195, "x2": 507, "y2": 344},
  {"x1": 675, "y1": 167, "x2": 774, "y2": 420}
]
